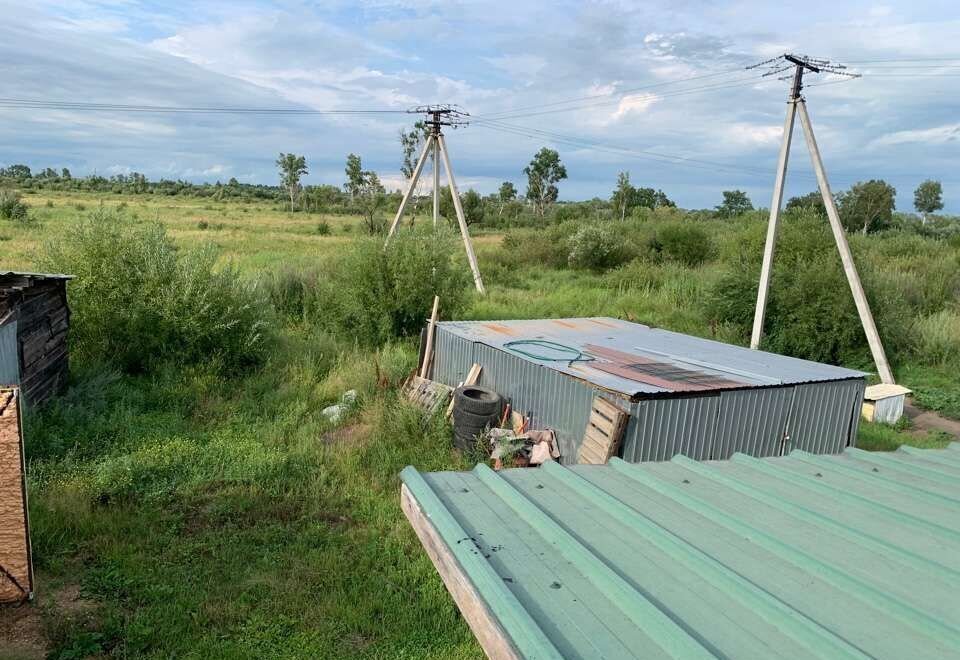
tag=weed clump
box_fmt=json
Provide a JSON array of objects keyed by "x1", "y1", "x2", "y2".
[
  {"x1": 40, "y1": 209, "x2": 269, "y2": 373},
  {"x1": 0, "y1": 189, "x2": 29, "y2": 222}
]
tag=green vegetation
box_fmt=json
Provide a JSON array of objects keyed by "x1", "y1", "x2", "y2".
[{"x1": 2, "y1": 186, "x2": 957, "y2": 658}]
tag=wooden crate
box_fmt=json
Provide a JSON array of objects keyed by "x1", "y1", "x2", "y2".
[
  {"x1": 577, "y1": 396, "x2": 629, "y2": 465},
  {"x1": 404, "y1": 376, "x2": 454, "y2": 416}
]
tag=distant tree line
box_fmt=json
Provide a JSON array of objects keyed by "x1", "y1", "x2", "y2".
[{"x1": 2, "y1": 144, "x2": 951, "y2": 237}]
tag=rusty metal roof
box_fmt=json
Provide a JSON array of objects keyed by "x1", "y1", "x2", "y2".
[
  {"x1": 401, "y1": 444, "x2": 960, "y2": 659},
  {"x1": 437, "y1": 318, "x2": 865, "y2": 397}
]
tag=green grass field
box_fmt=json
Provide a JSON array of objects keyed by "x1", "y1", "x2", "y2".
[{"x1": 2, "y1": 191, "x2": 957, "y2": 659}]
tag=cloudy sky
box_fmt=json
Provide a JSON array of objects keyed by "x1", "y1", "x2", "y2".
[{"x1": 1, "y1": 1, "x2": 958, "y2": 211}]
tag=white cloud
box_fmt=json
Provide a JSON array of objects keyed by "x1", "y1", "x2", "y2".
[
  {"x1": 872, "y1": 123, "x2": 960, "y2": 147},
  {"x1": 723, "y1": 123, "x2": 783, "y2": 147},
  {"x1": 612, "y1": 93, "x2": 659, "y2": 120}
]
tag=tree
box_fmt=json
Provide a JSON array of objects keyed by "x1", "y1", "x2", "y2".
[
  {"x1": 356, "y1": 171, "x2": 386, "y2": 234},
  {"x1": 497, "y1": 181, "x2": 517, "y2": 218},
  {"x1": 61, "y1": 168, "x2": 72, "y2": 180},
  {"x1": 461, "y1": 189, "x2": 485, "y2": 226},
  {"x1": 715, "y1": 190, "x2": 753, "y2": 218},
  {"x1": 4, "y1": 164, "x2": 31, "y2": 179},
  {"x1": 344, "y1": 153, "x2": 364, "y2": 200},
  {"x1": 399, "y1": 121, "x2": 428, "y2": 181},
  {"x1": 633, "y1": 187, "x2": 675, "y2": 211},
  {"x1": 785, "y1": 191, "x2": 826, "y2": 218},
  {"x1": 611, "y1": 171, "x2": 635, "y2": 222},
  {"x1": 524, "y1": 148, "x2": 567, "y2": 218},
  {"x1": 276, "y1": 153, "x2": 308, "y2": 211},
  {"x1": 837, "y1": 179, "x2": 895, "y2": 234},
  {"x1": 914, "y1": 179, "x2": 943, "y2": 224}
]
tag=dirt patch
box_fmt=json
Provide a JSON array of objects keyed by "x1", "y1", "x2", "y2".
[
  {"x1": 0, "y1": 602, "x2": 48, "y2": 660},
  {"x1": 50, "y1": 583, "x2": 97, "y2": 619},
  {"x1": 322, "y1": 422, "x2": 371, "y2": 446},
  {"x1": 905, "y1": 402, "x2": 960, "y2": 440}
]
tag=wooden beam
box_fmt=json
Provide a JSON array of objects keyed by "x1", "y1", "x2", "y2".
[
  {"x1": 419, "y1": 296, "x2": 440, "y2": 379},
  {"x1": 400, "y1": 484, "x2": 523, "y2": 660}
]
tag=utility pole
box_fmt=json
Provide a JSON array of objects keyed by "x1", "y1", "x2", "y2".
[
  {"x1": 385, "y1": 105, "x2": 485, "y2": 294},
  {"x1": 748, "y1": 54, "x2": 895, "y2": 385}
]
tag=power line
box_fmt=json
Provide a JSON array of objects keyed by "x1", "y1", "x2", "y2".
[
  {"x1": 0, "y1": 98, "x2": 408, "y2": 115},
  {"x1": 474, "y1": 74, "x2": 773, "y2": 122},
  {"x1": 475, "y1": 66, "x2": 750, "y2": 119},
  {"x1": 471, "y1": 117, "x2": 826, "y2": 182}
]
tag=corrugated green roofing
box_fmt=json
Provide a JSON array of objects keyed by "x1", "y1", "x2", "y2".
[{"x1": 400, "y1": 444, "x2": 960, "y2": 659}]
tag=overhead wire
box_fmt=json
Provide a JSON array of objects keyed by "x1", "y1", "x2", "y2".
[
  {"x1": 475, "y1": 65, "x2": 751, "y2": 119},
  {"x1": 474, "y1": 74, "x2": 774, "y2": 122},
  {"x1": 0, "y1": 98, "x2": 408, "y2": 115},
  {"x1": 471, "y1": 117, "x2": 824, "y2": 182}
]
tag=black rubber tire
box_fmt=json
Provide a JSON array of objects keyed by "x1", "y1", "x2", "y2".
[
  {"x1": 454, "y1": 385, "x2": 502, "y2": 416},
  {"x1": 453, "y1": 408, "x2": 499, "y2": 430},
  {"x1": 454, "y1": 425, "x2": 489, "y2": 451}
]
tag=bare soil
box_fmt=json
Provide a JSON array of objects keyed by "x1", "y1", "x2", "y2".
[{"x1": 905, "y1": 402, "x2": 960, "y2": 440}]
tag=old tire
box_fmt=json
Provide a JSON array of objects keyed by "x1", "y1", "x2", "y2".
[
  {"x1": 454, "y1": 385, "x2": 502, "y2": 417},
  {"x1": 453, "y1": 408, "x2": 500, "y2": 430}
]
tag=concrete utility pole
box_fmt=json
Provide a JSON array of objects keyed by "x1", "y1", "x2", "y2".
[
  {"x1": 748, "y1": 54, "x2": 895, "y2": 385},
  {"x1": 385, "y1": 106, "x2": 485, "y2": 294}
]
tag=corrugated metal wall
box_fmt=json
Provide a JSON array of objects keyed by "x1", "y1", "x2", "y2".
[
  {"x1": 432, "y1": 327, "x2": 600, "y2": 461},
  {"x1": 622, "y1": 395, "x2": 719, "y2": 462},
  {"x1": 432, "y1": 327, "x2": 865, "y2": 464},
  {"x1": 0, "y1": 321, "x2": 19, "y2": 386},
  {"x1": 713, "y1": 386, "x2": 794, "y2": 459},
  {"x1": 786, "y1": 379, "x2": 865, "y2": 453}
]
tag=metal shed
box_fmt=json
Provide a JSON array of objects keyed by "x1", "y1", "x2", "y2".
[
  {"x1": 0, "y1": 271, "x2": 72, "y2": 406},
  {"x1": 401, "y1": 444, "x2": 960, "y2": 659},
  {"x1": 431, "y1": 318, "x2": 866, "y2": 463}
]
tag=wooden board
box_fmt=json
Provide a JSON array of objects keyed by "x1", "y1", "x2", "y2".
[
  {"x1": 400, "y1": 484, "x2": 523, "y2": 660},
  {"x1": 577, "y1": 396, "x2": 629, "y2": 465},
  {"x1": 0, "y1": 388, "x2": 33, "y2": 603},
  {"x1": 404, "y1": 375, "x2": 453, "y2": 416},
  {"x1": 446, "y1": 363, "x2": 482, "y2": 419}
]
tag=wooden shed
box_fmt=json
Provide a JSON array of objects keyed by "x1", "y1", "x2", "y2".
[{"x1": 0, "y1": 272, "x2": 72, "y2": 406}]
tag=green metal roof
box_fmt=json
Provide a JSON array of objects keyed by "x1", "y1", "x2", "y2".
[{"x1": 400, "y1": 444, "x2": 960, "y2": 659}]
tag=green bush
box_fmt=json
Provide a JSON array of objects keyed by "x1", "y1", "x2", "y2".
[
  {"x1": 651, "y1": 222, "x2": 714, "y2": 266},
  {"x1": 706, "y1": 215, "x2": 884, "y2": 365},
  {"x1": 500, "y1": 223, "x2": 577, "y2": 269},
  {"x1": 567, "y1": 223, "x2": 633, "y2": 271},
  {"x1": 0, "y1": 189, "x2": 29, "y2": 221},
  {"x1": 316, "y1": 221, "x2": 331, "y2": 235},
  {"x1": 40, "y1": 210, "x2": 270, "y2": 373},
  {"x1": 311, "y1": 227, "x2": 471, "y2": 345}
]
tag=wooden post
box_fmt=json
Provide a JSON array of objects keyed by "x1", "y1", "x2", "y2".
[
  {"x1": 751, "y1": 100, "x2": 797, "y2": 349},
  {"x1": 386, "y1": 135, "x2": 434, "y2": 245},
  {"x1": 420, "y1": 296, "x2": 440, "y2": 379},
  {"x1": 437, "y1": 134, "x2": 486, "y2": 294},
  {"x1": 796, "y1": 100, "x2": 895, "y2": 384}
]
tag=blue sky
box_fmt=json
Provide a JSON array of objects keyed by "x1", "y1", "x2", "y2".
[{"x1": 1, "y1": 0, "x2": 958, "y2": 211}]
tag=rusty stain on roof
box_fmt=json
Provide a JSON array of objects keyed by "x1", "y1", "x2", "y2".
[
  {"x1": 586, "y1": 344, "x2": 745, "y2": 392},
  {"x1": 483, "y1": 323, "x2": 519, "y2": 336}
]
